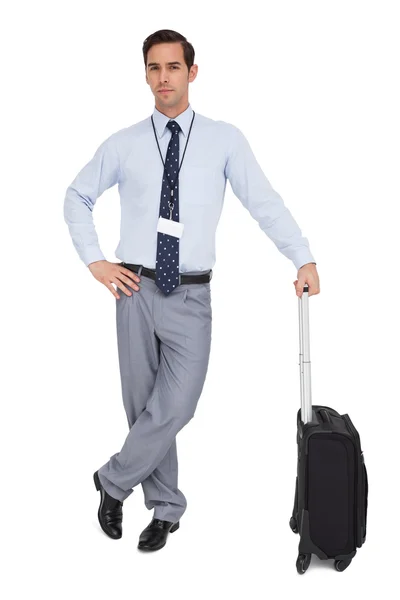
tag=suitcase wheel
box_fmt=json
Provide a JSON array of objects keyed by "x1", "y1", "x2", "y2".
[
  {"x1": 334, "y1": 559, "x2": 352, "y2": 572},
  {"x1": 289, "y1": 517, "x2": 299, "y2": 534},
  {"x1": 296, "y1": 553, "x2": 311, "y2": 574}
]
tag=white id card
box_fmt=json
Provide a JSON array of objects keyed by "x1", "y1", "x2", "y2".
[{"x1": 157, "y1": 216, "x2": 184, "y2": 239}]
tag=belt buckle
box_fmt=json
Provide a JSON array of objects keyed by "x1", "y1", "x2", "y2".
[
  {"x1": 178, "y1": 273, "x2": 182, "y2": 285},
  {"x1": 209, "y1": 269, "x2": 213, "y2": 281}
]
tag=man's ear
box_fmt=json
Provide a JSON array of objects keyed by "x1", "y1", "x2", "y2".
[{"x1": 189, "y1": 64, "x2": 198, "y2": 83}]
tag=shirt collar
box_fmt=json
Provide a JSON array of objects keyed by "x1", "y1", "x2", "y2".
[{"x1": 151, "y1": 103, "x2": 193, "y2": 139}]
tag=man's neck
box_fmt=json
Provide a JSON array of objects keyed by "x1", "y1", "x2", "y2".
[{"x1": 155, "y1": 101, "x2": 189, "y2": 119}]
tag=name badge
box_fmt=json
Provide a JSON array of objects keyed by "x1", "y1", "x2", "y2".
[{"x1": 157, "y1": 216, "x2": 184, "y2": 239}]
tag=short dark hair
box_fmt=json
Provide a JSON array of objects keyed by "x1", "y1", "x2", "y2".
[{"x1": 142, "y1": 29, "x2": 195, "y2": 72}]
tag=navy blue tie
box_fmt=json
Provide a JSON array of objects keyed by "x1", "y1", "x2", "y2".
[{"x1": 155, "y1": 120, "x2": 181, "y2": 296}]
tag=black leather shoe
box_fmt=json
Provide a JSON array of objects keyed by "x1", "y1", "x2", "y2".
[
  {"x1": 137, "y1": 517, "x2": 180, "y2": 551},
  {"x1": 93, "y1": 470, "x2": 123, "y2": 539}
]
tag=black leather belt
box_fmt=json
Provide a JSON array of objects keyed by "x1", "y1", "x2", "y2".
[{"x1": 120, "y1": 262, "x2": 212, "y2": 284}]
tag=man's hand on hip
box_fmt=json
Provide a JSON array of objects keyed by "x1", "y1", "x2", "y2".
[
  {"x1": 293, "y1": 263, "x2": 320, "y2": 298},
  {"x1": 88, "y1": 260, "x2": 141, "y2": 299}
]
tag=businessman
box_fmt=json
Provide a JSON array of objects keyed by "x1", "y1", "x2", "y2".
[{"x1": 64, "y1": 28, "x2": 320, "y2": 552}]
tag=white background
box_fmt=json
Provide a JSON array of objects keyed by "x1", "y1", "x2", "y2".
[{"x1": 2, "y1": 0, "x2": 399, "y2": 597}]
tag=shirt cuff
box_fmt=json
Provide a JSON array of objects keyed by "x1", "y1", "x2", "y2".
[
  {"x1": 81, "y1": 246, "x2": 107, "y2": 267},
  {"x1": 292, "y1": 250, "x2": 317, "y2": 271}
]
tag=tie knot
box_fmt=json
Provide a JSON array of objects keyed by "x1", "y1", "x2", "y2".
[{"x1": 166, "y1": 120, "x2": 181, "y2": 134}]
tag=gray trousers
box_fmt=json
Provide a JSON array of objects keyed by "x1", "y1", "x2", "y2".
[{"x1": 97, "y1": 268, "x2": 212, "y2": 523}]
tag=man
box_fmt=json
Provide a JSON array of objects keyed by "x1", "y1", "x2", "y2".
[{"x1": 64, "y1": 29, "x2": 320, "y2": 552}]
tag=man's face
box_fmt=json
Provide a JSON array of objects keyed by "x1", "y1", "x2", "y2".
[{"x1": 145, "y1": 42, "x2": 197, "y2": 109}]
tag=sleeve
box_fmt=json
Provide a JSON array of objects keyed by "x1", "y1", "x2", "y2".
[
  {"x1": 224, "y1": 125, "x2": 316, "y2": 271},
  {"x1": 63, "y1": 133, "x2": 120, "y2": 267}
]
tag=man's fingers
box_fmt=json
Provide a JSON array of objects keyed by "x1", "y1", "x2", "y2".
[
  {"x1": 114, "y1": 279, "x2": 140, "y2": 295},
  {"x1": 295, "y1": 284, "x2": 320, "y2": 298},
  {"x1": 106, "y1": 283, "x2": 120, "y2": 299},
  {"x1": 120, "y1": 274, "x2": 141, "y2": 289},
  {"x1": 295, "y1": 279, "x2": 304, "y2": 296},
  {"x1": 121, "y1": 267, "x2": 141, "y2": 283}
]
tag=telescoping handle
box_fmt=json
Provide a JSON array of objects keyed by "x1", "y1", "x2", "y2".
[{"x1": 298, "y1": 284, "x2": 312, "y2": 424}]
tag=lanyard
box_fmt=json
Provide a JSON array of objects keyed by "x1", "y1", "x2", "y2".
[{"x1": 151, "y1": 111, "x2": 196, "y2": 219}]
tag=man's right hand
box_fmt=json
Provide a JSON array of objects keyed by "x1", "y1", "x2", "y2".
[{"x1": 88, "y1": 260, "x2": 141, "y2": 299}]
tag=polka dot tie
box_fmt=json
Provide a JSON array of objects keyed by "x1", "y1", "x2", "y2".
[{"x1": 155, "y1": 120, "x2": 182, "y2": 296}]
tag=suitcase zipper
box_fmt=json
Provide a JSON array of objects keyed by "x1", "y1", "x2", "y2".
[
  {"x1": 342, "y1": 414, "x2": 365, "y2": 546},
  {"x1": 342, "y1": 413, "x2": 360, "y2": 445},
  {"x1": 319, "y1": 409, "x2": 332, "y2": 424},
  {"x1": 361, "y1": 454, "x2": 368, "y2": 543}
]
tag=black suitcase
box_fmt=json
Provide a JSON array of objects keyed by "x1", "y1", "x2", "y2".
[{"x1": 289, "y1": 285, "x2": 368, "y2": 573}]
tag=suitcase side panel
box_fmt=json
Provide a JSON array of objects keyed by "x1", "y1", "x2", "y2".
[
  {"x1": 306, "y1": 434, "x2": 356, "y2": 556},
  {"x1": 292, "y1": 406, "x2": 367, "y2": 560}
]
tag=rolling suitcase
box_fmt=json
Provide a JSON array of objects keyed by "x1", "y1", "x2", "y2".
[{"x1": 289, "y1": 284, "x2": 368, "y2": 573}]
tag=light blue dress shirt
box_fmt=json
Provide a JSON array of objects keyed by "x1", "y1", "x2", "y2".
[{"x1": 64, "y1": 103, "x2": 316, "y2": 272}]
